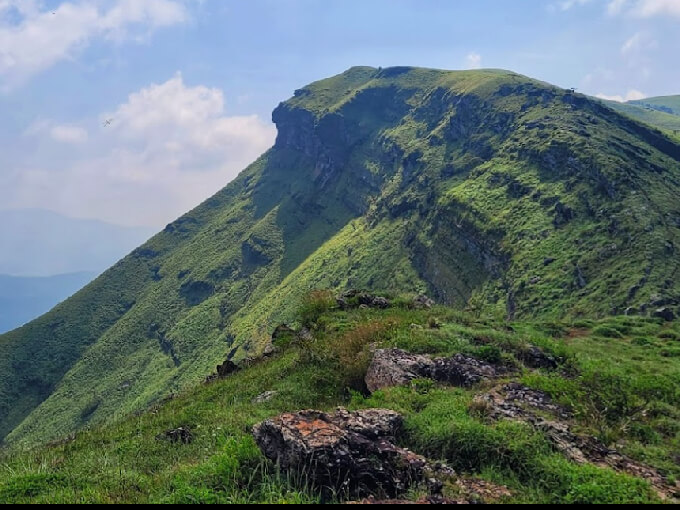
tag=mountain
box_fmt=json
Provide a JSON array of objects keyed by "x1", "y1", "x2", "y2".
[
  {"x1": 630, "y1": 95, "x2": 680, "y2": 116},
  {"x1": 1, "y1": 66, "x2": 679, "y2": 447},
  {"x1": 0, "y1": 273, "x2": 96, "y2": 334},
  {"x1": 0, "y1": 209, "x2": 155, "y2": 277},
  {"x1": 603, "y1": 95, "x2": 680, "y2": 134}
]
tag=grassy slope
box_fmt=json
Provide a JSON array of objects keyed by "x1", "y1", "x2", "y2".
[
  {"x1": 630, "y1": 96, "x2": 680, "y2": 115},
  {"x1": 2, "y1": 67, "x2": 680, "y2": 447},
  {"x1": 604, "y1": 100, "x2": 680, "y2": 133},
  {"x1": 0, "y1": 300, "x2": 677, "y2": 503}
]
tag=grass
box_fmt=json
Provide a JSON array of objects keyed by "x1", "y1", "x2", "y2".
[
  {"x1": 0, "y1": 297, "x2": 676, "y2": 503},
  {"x1": 2, "y1": 65, "x2": 679, "y2": 453}
]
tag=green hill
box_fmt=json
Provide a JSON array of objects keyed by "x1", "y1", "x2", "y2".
[
  {"x1": 1, "y1": 66, "x2": 680, "y2": 449},
  {"x1": 630, "y1": 95, "x2": 680, "y2": 116},
  {"x1": 604, "y1": 95, "x2": 680, "y2": 134},
  {"x1": 1, "y1": 302, "x2": 678, "y2": 503}
]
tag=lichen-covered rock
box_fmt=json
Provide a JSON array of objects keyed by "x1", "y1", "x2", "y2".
[
  {"x1": 365, "y1": 349, "x2": 434, "y2": 393},
  {"x1": 429, "y1": 354, "x2": 498, "y2": 387},
  {"x1": 365, "y1": 349, "x2": 498, "y2": 393},
  {"x1": 253, "y1": 408, "x2": 428, "y2": 499}
]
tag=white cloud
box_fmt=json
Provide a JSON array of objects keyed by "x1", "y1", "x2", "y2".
[
  {"x1": 50, "y1": 125, "x2": 88, "y2": 144},
  {"x1": 6, "y1": 74, "x2": 276, "y2": 227},
  {"x1": 596, "y1": 89, "x2": 647, "y2": 102},
  {"x1": 558, "y1": 0, "x2": 592, "y2": 11},
  {"x1": 621, "y1": 31, "x2": 658, "y2": 56},
  {"x1": 465, "y1": 52, "x2": 482, "y2": 70},
  {"x1": 24, "y1": 119, "x2": 88, "y2": 143},
  {"x1": 0, "y1": 0, "x2": 188, "y2": 89},
  {"x1": 608, "y1": 0, "x2": 680, "y2": 18}
]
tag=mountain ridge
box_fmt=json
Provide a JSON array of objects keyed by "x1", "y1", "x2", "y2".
[{"x1": 1, "y1": 66, "x2": 679, "y2": 446}]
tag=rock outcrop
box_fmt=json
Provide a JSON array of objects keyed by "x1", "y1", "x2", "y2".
[
  {"x1": 336, "y1": 290, "x2": 392, "y2": 310},
  {"x1": 365, "y1": 349, "x2": 498, "y2": 393},
  {"x1": 204, "y1": 359, "x2": 240, "y2": 384},
  {"x1": 476, "y1": 383, "x2": 679, "y2": 501},
  {"x1": 253, "y1": 408, "x2": 431, "y2": 499}
]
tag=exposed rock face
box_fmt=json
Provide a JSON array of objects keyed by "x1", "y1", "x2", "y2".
[
  {"x1": 653, "y1": 307, "x2": 675, "y2": 322},
  {"x1": 253, "y1": 408, "x2": 428, "y2": 499},
  {"x1": 365, "y1": 349, "x2": 435, "y2": 393},
  {"x1": 476, "y1": 383, "x2": 679, "y2": 501},
  {"x1": 365, "y1": 349, "x2": 498, "y2": 393},
  {"x1": 204, "y1": 359, "x2": 240, "y2": 384},
  {"x1": 430, "y1": 354, "x2": 498, "y2": 387}
]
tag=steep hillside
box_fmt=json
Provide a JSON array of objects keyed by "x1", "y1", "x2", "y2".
[
  {"x1": 1, "y1": 66, "x2": 680, "y2": 447},
  {"x1": 1, "y1": 300, "x2": 678, "y2": 503},
  {"x1": 0, "y1": 273, "x2": 96, "y2": 334}
]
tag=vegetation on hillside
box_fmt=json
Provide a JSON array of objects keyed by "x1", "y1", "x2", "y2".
[
  {"x1": 604, "y1": 97, "x2": 680, "y2": 134},
  {"x1": 0, "y1": 295, "x2": 677, "y2": 503},
  {"x1": 1, "y1": 66, "x2": 679, "y2": 449}
]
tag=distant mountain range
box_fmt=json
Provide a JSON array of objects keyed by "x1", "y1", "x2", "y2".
[
  {"x1": 603, "y1": 95, "x2": 680, "y2": 135},
  {"x1": 0, "y1": 272, "x2": 97, "y2": 334},
  {"x1": 0, "y1": 209, "x2": 155, "y2": 277}
]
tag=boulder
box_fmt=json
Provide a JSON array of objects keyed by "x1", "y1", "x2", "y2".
[
  {"x1": 429, "y1": 354, "x2": 498, "y2": 387},
  {"x1": 204, "y1": 359, "x2": 240, "y2": 384},
  {"x1": 365, "y1": 349, "x2": 434, "y2": 393},
  {"x1": 253, "y1": 408, "x2": 428, "y2": 499},
  {"x1": 654, "y1": 307, "x2": 675, "y2": 322},
  {"x1": 412, "y1": 295, "x2": 435, "y2": 309},
  {"x1": 365, "y1": 350, "x2": 498, "y2": 392}
]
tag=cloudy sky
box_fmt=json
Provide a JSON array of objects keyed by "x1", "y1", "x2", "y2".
[{"x1": 1, "y1": 0, "x2": 678, "y2": 228}]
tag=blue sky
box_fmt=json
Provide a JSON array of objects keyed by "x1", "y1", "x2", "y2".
[{"x1": 1, "y1": 0, "x2": 678, "y2": 227}]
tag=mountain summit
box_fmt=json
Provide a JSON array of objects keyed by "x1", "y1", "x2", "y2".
[{"x1": 1, "y1": 66, "x2": 679, "y2": 445}]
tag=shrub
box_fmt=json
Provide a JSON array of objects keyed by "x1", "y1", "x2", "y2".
[
  {"x1": 298, "y1": 290, "x2": 336, "y2": 328},
  {"x1": 476, "y1": 345, "x2": 503, "y2": 364},
  {"x1": 592, "y1": 326, "x2": 624, "y2": 339}
]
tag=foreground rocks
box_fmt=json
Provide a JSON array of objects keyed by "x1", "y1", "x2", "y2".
[
  {"x1": 253, "y1": 408, "x2": 432, "y2": 499},
  {"x1": 365, "y1": 349, "x2": 498, "y2": 393},
  {"x1": 476, "y1": 383, "x2": 679, "y2": 501},
  {"x1": 253, "y1": 407, "x2": 512, "y2": 503}
]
